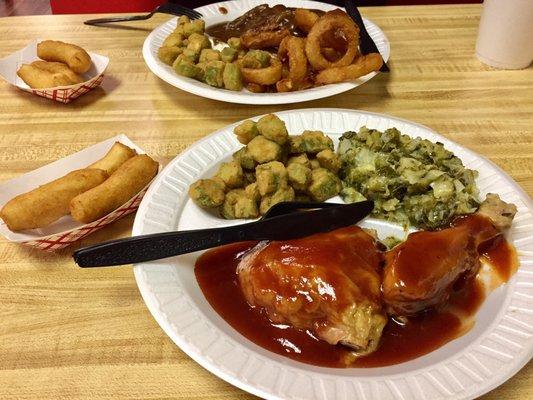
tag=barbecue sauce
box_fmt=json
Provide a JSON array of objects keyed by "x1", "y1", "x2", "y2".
[
  {"x1": 205, "y1": 4, "x2": 324, "y2": 43},
  {"x1": 195, "y1": 228, "x2": 517, "y2": 368}
]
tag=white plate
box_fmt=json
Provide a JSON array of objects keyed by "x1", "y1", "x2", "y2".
[
  {"x1": 133, "y1": 109, "x2": 533, "y2": 400},
  {"x1": 142, "y1": 0, "x2": 390, "y2": 104}
]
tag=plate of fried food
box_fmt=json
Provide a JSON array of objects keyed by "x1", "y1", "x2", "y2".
[
  {"x1": 132, "y1": 109, "x2": 533, "y2": 400},
  {"x1": 142, "y1": 0, "x2": 389, "y2": 104},
  {"x1": 0, "y1": 39, "x2": 109, "y2": 103}
]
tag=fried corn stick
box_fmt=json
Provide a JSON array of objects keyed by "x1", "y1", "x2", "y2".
[
  {"x1": 0, "y1": 169, "x2": 108, "y2": 231},
  {"x1": 37, "y1": 40, "x2": 92, "y2": 74},
  {"x1": 70, "y1": 155, "x2": 158, "y2": 223},
  {"x1": 88, "y1": 142, "x2": 137, "y2": 175}
]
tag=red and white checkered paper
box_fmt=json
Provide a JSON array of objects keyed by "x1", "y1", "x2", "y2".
[
  {"x1": 25, "y1": 73, "x2": 105, "y2": 104},
  {"x1": 25, "y1": 187, "x2": 148, "y2": 251},
  {"x1": 0, "y1": 39, "x2": 109, "y2": 103}
]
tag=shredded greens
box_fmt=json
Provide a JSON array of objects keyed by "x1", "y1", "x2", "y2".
[{"x1": 338, "y1": 127, "x2": 480, "y2": 229}]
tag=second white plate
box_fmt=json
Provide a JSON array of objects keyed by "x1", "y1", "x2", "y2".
[{"x1": 142, "y1": 0, "x2": 390, "y2": 104}]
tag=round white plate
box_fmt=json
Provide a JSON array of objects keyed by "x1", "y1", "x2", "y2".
[
  {"x1": 142, "y1": 0, "x2": 390, "y2": 104},
  {"x1": 133, "y1": 109, "x2": 533, "y2": 400}
]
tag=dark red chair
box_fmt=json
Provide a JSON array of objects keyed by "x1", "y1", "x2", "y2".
[{"x1": 50, "y1": 0, "x2": 165, "y2": 14}]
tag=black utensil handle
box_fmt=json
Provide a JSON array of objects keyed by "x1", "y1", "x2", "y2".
[
  {"x1": 74, "y1": 225, "x2": 251, "y2": 268},
  {"x1": 344, "y1": 1, "x2": 390, "y2": 72},
  {"x1": 84, "y1": 14, "x2": 149, "y2": 25}
]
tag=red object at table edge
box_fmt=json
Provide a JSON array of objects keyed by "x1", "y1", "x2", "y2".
[{"x1": 50, "y1": 0, "x2": 166, "y2": 14}]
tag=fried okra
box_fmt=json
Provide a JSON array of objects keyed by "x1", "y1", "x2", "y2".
[
  {"x1": 220, "y1": 47, "x2": 238, "y2": 62},
  {"x1": 162, "y1": 33, "x2": 183, "y2": 48},
  {"x1": 158, "y1": 46, "x2": 183, "y2": 65},
  {"x1": 188, "y1": 179, "x2": 225, "y2": 209},
  {"x1": 216, "y1": 161, "x2": 243, "y2": 188},
  {"x1": 308, "y1": 168, "x2": 342, "y2": 201},
  {"x1": 259, "y1": 186, "x2": 295, "y2": 214},
  {"x1": 289, "y1": 130, "x2": 334, "y2": 154},
  {"x1": 287, "y1": 163, "x2": 312, "y2": 191},
  {"x1": 287, "y1": 153, "x2": 311, "y2": 169},
  {"x1": 221, "y1": 189, "x2": 258, "y2": 219},
  {"x1": 204, "y1": 60, "x2": 225, "y2": 87},
  {"x1": 256, "y1": 114, "x2": 288, "y2": 145},
  {"x1": 187, "y1": 33, "x2": 210, "y2": 55},
  {"x1": 177, "y1": 15, "x2": 190, "y2": 25},
  {"x1": 182, "y1": 19, "x2": 205, "y2": 37},
  {"x1": 195, "y1": 61, "x2": 207, "y2": 81},
  {"x1": 233, "y1": 147, "x2": 256, "y2": 170},
  {"x1": 245, "y1": 182, "x2": 261, "y2": 203},
  {"x1": 309, "y1": 158, "x2": 321, "y2": 169},
  {"x1": 241, "y1": 50, "x2": 271, "y2": 69},
  {"x1": 227, "y1": 37, "x2": 242, "y2": 50},
  {"x1": 316, "y1": 149, "x2": 341, "y2": 173},
  {"x1": 199, "y1": 49, "x2": 221, "y2": 63},
  {"x1": 243, "y1": 171, "x2": 256, "y2": 184},
  {"x1": 173, "y1": 58, "x2": 199, "y2": 78},
  {"x1": 247, "y1": 136, "x2": 282, "y2": 164},
  {"x1": 223, "y1": 63, "x2": 243, "y2": 91},
  {"x1": 256, "y1": 161, "x2": 288, "y2": 196},
  {"x1": 182, "y1": 48, "x2": 199, "y2": 63},
  {"x1": 234, "y1": 120, "x2": 259, "y2": 145}
]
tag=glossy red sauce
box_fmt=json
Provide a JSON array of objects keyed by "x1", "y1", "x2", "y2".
[
  {"x1": 481, "y1": 235, "x2": 518, "y2": 282},
  {"x1": 195, "y1": 225, "x2": 517, "y2": 368}
]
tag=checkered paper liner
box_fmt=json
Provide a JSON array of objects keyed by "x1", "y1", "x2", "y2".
[
  {"x1": 0, "y1": 39, "x2": 109, "y2": 103},
  {"x1": 0, "y1": 135, "x2": 156, "y2": 251},
  {"x1": 24, "y1": 73, "x2": 105, "y2": 104},
  {"x1": 25, "y1": 187, "x2": 148, "y2": 251}
]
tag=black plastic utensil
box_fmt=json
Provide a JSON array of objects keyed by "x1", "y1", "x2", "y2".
[
  {"x1": 84, "y1": 2, "x2": 202, "y2": 26},
  {"x1": 73, "y1": 200, "x2": 373, "y2": 268},
  {"x1": 344, "y1": 1, "x2": 390, "y2": 72}
]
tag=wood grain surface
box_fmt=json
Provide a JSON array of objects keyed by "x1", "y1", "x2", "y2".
[{"x1": 0, "y1": 4, "x2": 531, "y2": 400}]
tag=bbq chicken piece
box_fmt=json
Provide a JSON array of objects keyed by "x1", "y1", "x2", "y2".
[
  {"x1": 383, "y1": 194, "x2": 517, "y2": 316},
  {"x1": 237, "y1": 226, "x2": 387, "y2": 356}
]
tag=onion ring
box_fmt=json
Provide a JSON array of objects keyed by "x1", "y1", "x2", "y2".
[
  {"x1": 305, "y1": 9, "x2": 359, "y2": 71},
  {"x1": 240, "y1": 57, "x2": 283, "y2": 85},
  {"x1": 278, "y1": 36, "x2": 307, "y2": 88},
  {"x1": 322, "y1": 47, "x2": 342, "y2": 62},
  {"x1": 241, "y1": 28, "x2": 290, "y2": 49},
  {"x1": 245, "y1": 83, "x2": 266, "y2": 93},
  {"x1": 294, "y1": 8, "x2": 319, "y2": 33},
  {"x1": 314, "y1": 53, "x2": 383, "y2": 85}
]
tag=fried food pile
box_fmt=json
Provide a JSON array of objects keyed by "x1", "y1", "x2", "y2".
[
  {"x1": 17, "y1": 40, "x2": 92, "y2": 89},
  {"x1": 237, "y1": 194, "x2": 517, "y2": 356},
  {"x1": 158, "y1": 6, "x2": 383, "y2": 93},
  {"x1": 188, "y1": 114, "x2": 342, "y2": 219},
  {"x1": 0, "y1": 143, "x2": 158, "y2": 231}
]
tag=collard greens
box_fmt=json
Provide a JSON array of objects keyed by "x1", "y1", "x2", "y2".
[{"x1": 338, "y1": 127, "x2": 480, "y2": 229}]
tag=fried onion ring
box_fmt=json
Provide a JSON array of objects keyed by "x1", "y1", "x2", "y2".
[
  {"x1": 278, "y1": 36, "x2": 307, "y2": 88},
  {"x1": 240, "y1": 57, "x2": 283, "y2": 85},
  {"x1": 305, "y1": 9, "x2": 359, "y2": 71},
  {"x1": 241, "y1": 28, "x2": 290, "y2": 49},
  {"x1": 314, "y1": 53, "x2": 383, "y2": 85},
  {"x1": 294, "y1": 8, "x2": 319, "y2": 33},
  {"x1": 322, "y1": 47, "x2": 342, "y2": 62}
]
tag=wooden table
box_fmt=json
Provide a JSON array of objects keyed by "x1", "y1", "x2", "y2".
[{"x1": 0, "y1": 4, "x2": 531, "y2": 399}]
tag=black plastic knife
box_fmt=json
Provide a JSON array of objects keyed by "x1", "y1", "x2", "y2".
[
  {"x1": 345, "y1": 1, "x2": 390, "y2": 72},
  {"x1": 73, "y1": 200, "x2": 374, "y2": 268}
]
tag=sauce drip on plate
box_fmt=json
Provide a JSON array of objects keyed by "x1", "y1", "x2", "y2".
[{"x1": 195, "y1": 232, "x2": 517, "y2": 368}]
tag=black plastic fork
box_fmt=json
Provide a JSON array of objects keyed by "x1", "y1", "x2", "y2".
[{"x1": 84, "y1": 2, "x2": 202, "y2": 26}]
